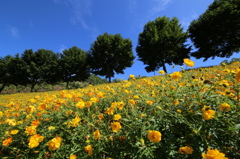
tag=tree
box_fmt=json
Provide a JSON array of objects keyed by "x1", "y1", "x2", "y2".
[
  {"x1": 188, "y1": 0, "x2": 240, "y2": 61},
  {"x1": 0, "y1": 55, "x2": 14, "y2": 92},
  {"x1": 59, "y1": 46, "x2": 90, "y2": 89},
  {"x1": 21, "y1": 49, "x2": 59, "y2": 92},
  {"x1": 89, "y1": 33, "x2": 135, "y2": 82},
  {"x1": 136, "y1": 16, "x2": 191, "y2": 73}
]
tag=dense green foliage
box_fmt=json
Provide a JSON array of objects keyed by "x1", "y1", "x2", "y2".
[
  {"x1": 188, "y1": 0, "x2": 240, "y2": 61},
  {"x1": 136, "y1": 16, "x2": 191, "y2": 73},
  {"x1": 89, "y1": 33, "x2": 135, "y2": 82}
]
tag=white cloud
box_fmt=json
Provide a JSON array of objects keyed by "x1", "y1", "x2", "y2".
[
  {"x1": 59, "y1": 44, "x2": 67, "y2": 53},
  {"x1": 53, "y1": 0, "x2": 99, "y2": 39},
  {"x1": 9, "y1": 26, "x2": 19, "y2": 39},
  {"x1": 148, "y1": 0, "x2": 171, "y2": 16}
]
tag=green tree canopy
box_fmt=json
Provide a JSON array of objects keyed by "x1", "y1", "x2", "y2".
[
  {"x1": 21, "y1": 49, "x2": 59, "y2": 92},
  {"x1": 60, "y1": 46, "x2": 90, "y2": 89},
  {"x1": 89, "y1": 33, "x2": 135, "y2": 82},
  {"x1": 0, "y1": 55, "x2": 14, "y2": 92},
  {"x1": 136, "y1": 16, "x2": 191, "y2": 73},
  {"x1": 188, "y1": 0, "x2": 240, "y2": 61}
]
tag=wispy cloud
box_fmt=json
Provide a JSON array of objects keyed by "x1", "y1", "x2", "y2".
[
  {"x1": 179, "y1": 11, "x2": 198, "y2": 30},
  {"x1": 9, "y1": 26, "x2": 19, "y2": 39},
  {"x1": 59, "y1": 44, "x2": 67, "y2": 53},
  {"x1": 53, "y1": 0, "x2": 99, "y2": 39},
  {"x1": 148, "y1": 0, "x2": 171, "y2": 16}
]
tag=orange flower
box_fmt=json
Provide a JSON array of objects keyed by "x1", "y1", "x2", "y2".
[
  {"x1": 111, "y1": 122, "x2": 122, "y2": 132},
  {"x1": 236, "y1": 71, "x2": 240, "y2": 83},
  {"x1": 218, "y1": 103, "x2": 231, "y2": 111},
  {"x1": 84, "y1": 145, "x2": 93, "y2": 156},
  {"x1": 31, "y1": 120, "x2": 40, "y2": 126},
  {"x1": 170, "y1": 72, "x2": 182, "y2": 80},
  {"x1": 70, "y1": 154, "x2": 77, "y2": 159},
  {"x1": 93, "y1": 129, "x2": 101, "y2": 140},
  {"x1": 2, "y1": 137, "x2": 13, "y2": 146},
  {"x1": 202, "y1": 148, "x2": 228, "y2": 159},
  {"x1": 203, "y1": 110, "x2": 215, "y2": 120},
  {"x1": 147, "y1": 130, "x2": 162, "y2": 143},
  {"x1": 178, "y1": 146, "x2": 194, "y2": 154}
]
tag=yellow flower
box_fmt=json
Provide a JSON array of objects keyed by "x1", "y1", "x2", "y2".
[
  {"x1": 170, "y1": 72, "x2": 182, "y2": 80},
  {"x1": 76, "y1": 101, "x2": 85, "y2": 109},
  {"x1": 93, "y1": 129, "x2": 101, "y2": 140},
  {"x1": 173, "y1": 99, "x2": 179, "y2": 106},
  {"x1": 48, "y1": 126, "x2": 55, "y2": 130},
  {"x1": 129, "y1": 74, "x2": 135, "y2": 78},
  {"x1": 176, "y1": 109, "x2": 181, "y2": 113},
  {"x1": 183, "y1": 58, "x2": 195, "y2": 67},
  {"x1": 28, "y1": 134, "x2": 44, "y2": 148},
  {"x1": 47, "y1": 136, "x2": 62, "y2": 151},
  {"x1": 218, "y1": 103, "x2": 231, "y2": 112},
  {"x1": 25, "y1": 126, "x2": 37, "y2": 135},
  {"x1": 178, "y1": 146, "x2": 194, "y2": 154},
  {"x1": 10, "y1": 130, "x2": 19, "y2": 135},
  {"x1": 235, "y1": 71, "x2": 240, "y2": 83},
  {"x1": 26, "y1": 106, "x2": 36, "y2": 113},
  {"x1": 147, "y1": 130, "x2": 162, "y2": 143},
  {"x1": 202, "y1": 148, "x2": 228, "y2": 159},
  {"x1": 70, "y1": 154, "x2": 77, "y2": 159},
  {"x1": 2, "y1": 137, "x2": 12, "y2": 146},
  {"x1": 113, "y1": 114, "x2": 122, "y2": 120},
  {"x1": 146, "y1": 100, "x2": 153, "y2": 105},
  {"x1": 203, "y1": 110, "x2": 215, "y2": 120},
  {"x1": 71, "y1": 116, "x2": 81, "y2": 127},
  {"x1": 84, "y1": 145, "x2": 93, "y2": 156},
  {"x1": 5, "y1": 119, "x2": 17, "y2": 126},
  {"x1": 111, "y1": 122, "x2": 122, "y2": 132},
  {"x1": 158, "y1": 70, "x2": 165, "y2": 74}
]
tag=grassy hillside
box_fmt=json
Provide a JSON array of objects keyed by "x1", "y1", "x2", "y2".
[{"x1": 0, "y1": 60, "x2": 240, "y2": 159}]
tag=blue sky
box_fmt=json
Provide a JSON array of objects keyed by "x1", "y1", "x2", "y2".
[{"x1": 0, "y1": 0, "x2": 238, "y2": 80}]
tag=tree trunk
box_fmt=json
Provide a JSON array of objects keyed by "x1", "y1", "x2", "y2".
[
  {"x1": 108, "y1": 77, "x2": 111, "y2": 83},
  {"x1": 0, "y1": 83, "x2": 6, "y2": 93},
  {"x1": 30, "y1": 83, "x2": 36, "y2": 92},
  {"x1": 162, "y1": 63, "x2": 167, "y2": 73}
]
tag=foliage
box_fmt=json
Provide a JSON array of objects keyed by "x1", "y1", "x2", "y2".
[
  {"x1": 21, "y1": 49, "x2": 59, "y2": 92},
  {"x1": 86, "y1": 74, "x2": 108, "y2": 85},
  {"x1": 188, "y1": 0, "x2": 240, "y2": 61},
  {"x1": 59, "y1": 46, "x2": 90, "y2": 89},
  {"x1": 136, "y1": 16, "x2": 191, "y2": 73},
  {"x1": 0, "y1": 60, "x2": 239, "y2": 158},
  {"x1": 89, "y1": 33, "x2": 135, "y2": 82}
]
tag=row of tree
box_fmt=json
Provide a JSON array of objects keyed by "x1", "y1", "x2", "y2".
[{"x1": 1, "y1": 0, "x2": 239, "y2": 92}]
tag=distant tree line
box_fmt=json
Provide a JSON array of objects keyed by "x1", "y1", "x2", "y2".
[{"x1": 1, "y1": 0, "x2": 239, "y2": 93}]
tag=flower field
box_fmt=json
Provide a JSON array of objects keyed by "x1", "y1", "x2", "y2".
[{"x1": 1, "y1": 60, "x2": 240, "y2": 159}]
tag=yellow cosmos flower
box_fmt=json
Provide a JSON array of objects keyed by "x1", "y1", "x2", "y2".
[
  {"x1": 113, "y1": 114, "x2": 122, "y2": 120},
  {"x1": 203, "y1": 110, "x2": 215, "y2": 120},
  {"x1": 202, "y1": 148, "x2": 228, "y2": 159},
  {"x1": 25, "y1": 126, "x2": 37, "y2": 135},
  {"x1": 5, "y1": 119, "x2": 17, "y2": 126},
  {"x1": 235, "y1": 70, "x2": 240, "y2": 83},
  {"x1": 28, "y1": 134, "x2": 44, "y2": 148},
  {"x1": 158, "y1": 70, "x2": 165, "y2": 74},
  {"x1": 84, "y1": 145, "x2": 93, "y2": 156},
  {"x1": 129, "y1": 74, "x2": 135, "y2": 78},
  {"x1": 10, "y1": 130, "x2": 19, "y2": 135},
  {"x1": 183, "y1": 58, "x2": 195, "y2": 67},
  {"x1": 147, "y1": 130, "x2": 162, "y2": 143},
  {"x1": 76, "y1": 101, "x2": 85, "y2": 109},
  {"x1": 70, "y1": 154, "x2": 77, "y2": 159},
  {"x1": 47, "y1": 136, "x2": 62, "y2": 151},
  {"x1": 93, "y1": 129, "x2": 101, "y2": 140},
  {"x1": 170, "y1": 72, "x2": 182, "y2": 80},
  {"x1": 178, "y1": 146, "x2": 194, "y2": 154},
  {"x1": 218, "y1": 103, "x2": 231, "y2": 112},
  {"x1": 70, "y1": 116, "x2": 81, "y2": 127},
  {"x1": 111, "y1": 122, "x2": 122, "y2": 132},
  {"x1": 48, "y1": 126, "x2": 55, "y2": 130}
]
